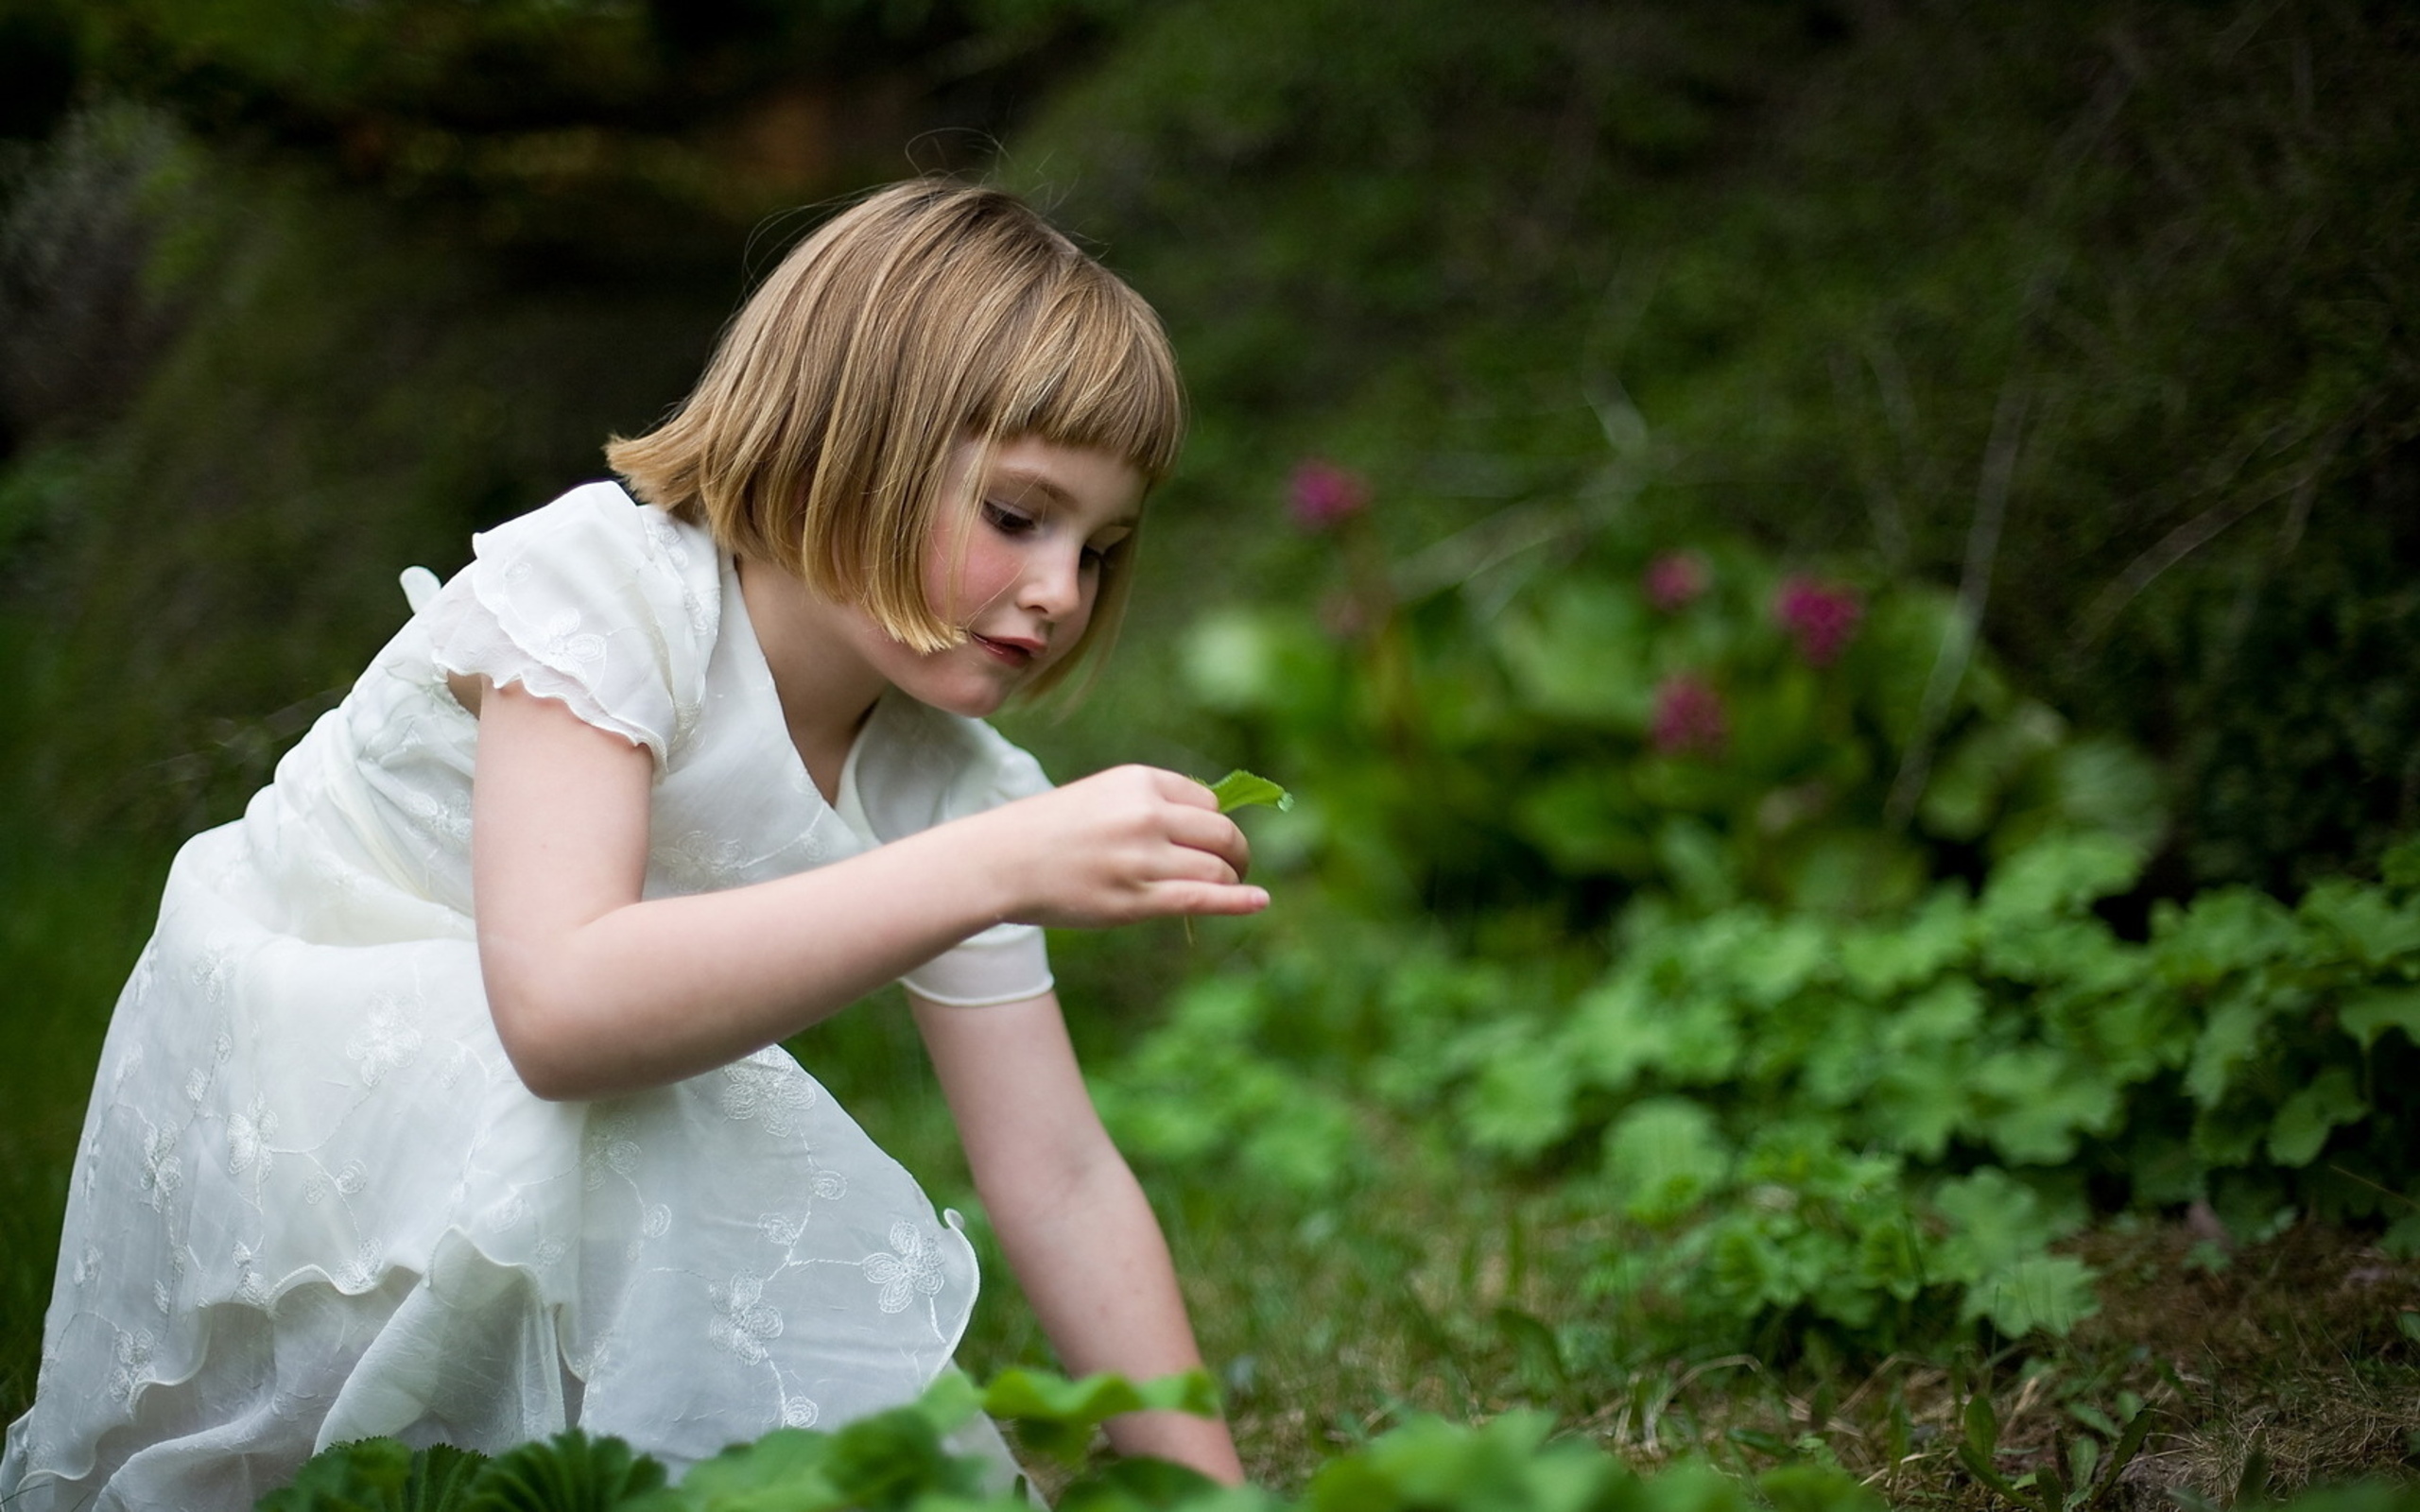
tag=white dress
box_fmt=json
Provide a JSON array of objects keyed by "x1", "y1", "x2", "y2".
[{"x1": 0, "y1": 484, "x2": 1055, "y2": 1511}]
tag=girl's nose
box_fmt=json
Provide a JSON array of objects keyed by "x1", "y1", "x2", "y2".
[{"x1": 1020, "y1": 545, "x2": 1086, "y2": 621}]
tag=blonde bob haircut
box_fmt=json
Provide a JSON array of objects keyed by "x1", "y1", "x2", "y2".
[{"x1": 605, "y1": 179, "x2": 1184, "y2": 695}]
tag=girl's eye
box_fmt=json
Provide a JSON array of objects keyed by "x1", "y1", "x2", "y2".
[{"x1": 982, "y1": 501, "x2": 1038, "y2": 535}]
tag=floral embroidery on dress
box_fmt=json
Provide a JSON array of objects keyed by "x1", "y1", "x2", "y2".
[
  {"x1": 227, "y1": 1095, "x2": 279, "y2": 1177},
  {"x1": 334, "y1": 1239, "x2": 386, "y2": 1293},
  {"x1": 653, "y1": 829, "x2": 747, "y2": 891},
  {"x1": 538, "y1": 609, "x2": 607, "y2": 666},
  {"x1": 757, "y1": 1211, "x2": 808, "y2": 1247},
  {"x1": 861, "y1": 1221, "x2": 945, "y2": 1315},
  {"x1": 707, "y1": 1271, "x2": 784, "y2": 1364},
  {"x1": 191, "y1": 938, "x2": 238, "y2": 1005},
  {"x1": 397, "y1": 785, "x2": 474, "y2": 843},
  {"x1": 582, "y1": 1112, "x2": 642, "y2": 1190},
  {"x1": 640, "y1": 511, "x2": 691, "y2": 568},
  {"x1": 781, "y1": 1395, "x2": 821, "y2": 1429},
  {"x1": 138, "y1": 1125, "x2": 183, "y2": 1213},
  {"x1": 104, "y1": 1328, "x2": 156, "y2": 1405},
  {"x1": 345, "y1": 993, "x2": 424, "y2": 1088},
  {"x1": 719, "y1": 1053, "x2": 817, "y2": 1136},
  {"x1": 233, "y1": 1242, "x2": 271, "y2": 1307}
]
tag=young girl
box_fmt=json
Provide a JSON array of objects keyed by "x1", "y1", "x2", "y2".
[{"x1": 0, "y1": 180, "x2": 1262, "y2": 1511}]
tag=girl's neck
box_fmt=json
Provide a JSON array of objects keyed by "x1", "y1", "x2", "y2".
[{"x1": 735, "y1": 557, "x2": 889, "y2": 805}]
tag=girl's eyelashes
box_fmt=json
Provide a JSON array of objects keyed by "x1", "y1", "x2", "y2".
[{"x1": 981, "y1": 500, "x2": 1039, "y2": 536}]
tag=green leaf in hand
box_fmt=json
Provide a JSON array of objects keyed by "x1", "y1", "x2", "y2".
[{"x1": 1209, "y1": 769, "x2": 1293, "y2": 814}]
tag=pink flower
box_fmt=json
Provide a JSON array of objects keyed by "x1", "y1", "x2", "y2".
[
  {"x1": 1644, "y1": 551, "x2": 1709, "y2": 612},
  {"x1": 1651, "y1": 675, "x2": 1728, "y2": 757},
  {"x1": 1288, "y1": 458, "x2": 1370, "y2": 531},
  {"x1": 1772, "y1": 576, "x2": 1864, "y2": 666}
]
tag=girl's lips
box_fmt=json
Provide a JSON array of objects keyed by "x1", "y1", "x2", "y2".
[{"x1": 971, "y1": 632, "x2": 1037, "y2": 667}]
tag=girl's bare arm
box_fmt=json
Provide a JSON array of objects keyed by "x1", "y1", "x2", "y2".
[
  {"x1": 911, "y1": 989, "x2": 1247, "y2": 1486},
  {"x1": 470, "y1": 682, "x2": 1262, "y2": 1100}
]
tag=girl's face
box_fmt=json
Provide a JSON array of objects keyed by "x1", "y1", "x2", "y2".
[{"x1": 860, "y1": 435, "x2": 1145, "y2": 718}]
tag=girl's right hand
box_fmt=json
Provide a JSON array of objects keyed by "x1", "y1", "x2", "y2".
[{"x1": 977, "y1": 765, "x2": 1268, "y2": 929}]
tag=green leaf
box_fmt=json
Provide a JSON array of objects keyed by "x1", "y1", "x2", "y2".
[
  {"x1": 406, "y1": 1447, "x2": 492, "y2": 1512},
  {"x1": 1601, "y1": 1097, "x2": 1732, "y2": 1224},
  {"x1": 1962, "y1": 1253, "x2": 2100, "y2": 1336},
  {"x1": 651, "y1": 1428, "x2": 839, "y2": 1511},
  {"x1": 258, "y1": 1438, "x2": 417, "y2": 1512},
  {"x1": 1931, "y1": 1167, "x2": 2075, "y2": 1280},
  {"x1": 2299, "y1": 881, "x2": 2420, "y2": 968},
  {"x1": 1208, "y1": 769, "x2": 1294, "y2": 814},
  {"x1": 462, "y1": 1432, "x2": 663, "y2": 1512},
  {"x1": 980, "y1": 1369, "x2": 1220, "y2": 1467},
  {"x1": 1979, "y1": 833, "x2": 2145, "y2": 925},
  {"x1": 2341, "y1": 987, "x2": 2420, "y2": 1050},
  {"x1": 2266, "y1": 1066, "x2": 2368, "y2": 1167}
]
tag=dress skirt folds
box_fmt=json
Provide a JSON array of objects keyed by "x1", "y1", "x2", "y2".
[{"x1": 0, "y1": 485, "x2": 1055, "y2": 1510}]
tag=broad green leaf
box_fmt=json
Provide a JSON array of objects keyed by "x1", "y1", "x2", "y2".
[
  {"x1": 1491, "y1": 582, "x2": 1653, "y2": 729},
  {"x1": 257, "y1": 1438, "x2": 417, "y2": 1512},
  {"x1": 1930, "y1": 1167, "x2": 2075, "y2": 1280},
  {"x1": 2266, "y1": 1066, "x2": 2368, "y2": 1167},
  {"x1": 817, "y1": 1403, "x2": 988, "y2": 1508},
  {"x1": 1460, "y1": 1035, "x2": 1580, "y2": 1158},
  {"x1": 618, "y1": 1429, "x2": 836, "y2": 1511},
  {"x1": 1208, "y1": 769, "x2": 1294, "y2": 814},
  {"x1": 2038, "y1": 737, "x2": 2166, "y2": 853},
  {"x1": 1979, "y1": 833, "x2": 2145, "y2": 925},
  {"x1": 1865, "y1": 1065, "x2": 1970, "y2": 1160},
  {"x1": 2341, "y1": 987, "x2": 2420, "y2": 1050},
  {"x1": 2299, "y1": 880, "x2": 2420, "y2": 968},
  {"x1": 466, "y1": 1432, "x2": 664, "y2": 1512},
  {"x1": 1601, "y1": 1097, "x2": 1732, "y2": 1224},
  {"x1": 1962, "y1": 1253, "x2": 2100, "y2": 1336},
  {"x1": 1971, "y1": 1048, "x2": 2118, "y2": 1165},
  {"x1": 2185, "y1": 988, "x2": 2274, "y2": 1108},
  {"x1": 404, "y1": 1446, "x2": 489, "y2": 1512},
  {"x1": 2152, "y1": 886, "x2": 2302, "y2": 986},
  {"x1": 979, "y1": 1369, "x2": 1219, "y2": 1463},
  {"x1": 1837, "y1": 887, "x2": 1973, "y2": 997}
]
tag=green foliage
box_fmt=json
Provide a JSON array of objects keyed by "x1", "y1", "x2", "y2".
[
  {"x1": 256, "y1": 1439, "x2": 491, "y2": 1512},
  {"x1": 1098, "y1": 795, "x2": 2420, "y2": 1354},
  {"x1": 253, "y1": 1369, "x2": 2420, "y2": 1512},
  {"x1": 1172, "y1": 538, "x2": 2160, "y2": 928}
]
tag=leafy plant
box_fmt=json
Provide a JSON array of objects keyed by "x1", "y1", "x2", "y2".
[{"x1": 253, "y1": 1368, "x2": 2420, "y2": 1512}]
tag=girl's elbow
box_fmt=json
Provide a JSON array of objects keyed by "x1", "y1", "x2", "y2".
[{"x1": 486, "y1": 985, "x2": 594, "y2": 1102}]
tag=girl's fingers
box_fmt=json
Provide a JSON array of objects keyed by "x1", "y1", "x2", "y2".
[
  {"x1": 1161, "y1": 805, "x2": 1251, "y2": 879},
  {"x1": 1150, "y1": 880, "x2": 1270, "y2": 918}
]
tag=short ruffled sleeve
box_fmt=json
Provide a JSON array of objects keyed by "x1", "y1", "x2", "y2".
[
  {"x1": 422, "y1": 483, "x2": 720, "y2": 770},
  {"x1": 846, "y1": 701, "x2": 1056, "y2": 1008}
]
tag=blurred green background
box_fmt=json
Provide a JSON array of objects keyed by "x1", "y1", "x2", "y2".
[{"x1": 4, "y1": 0, "x2": 2417, "y2": 1499}]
